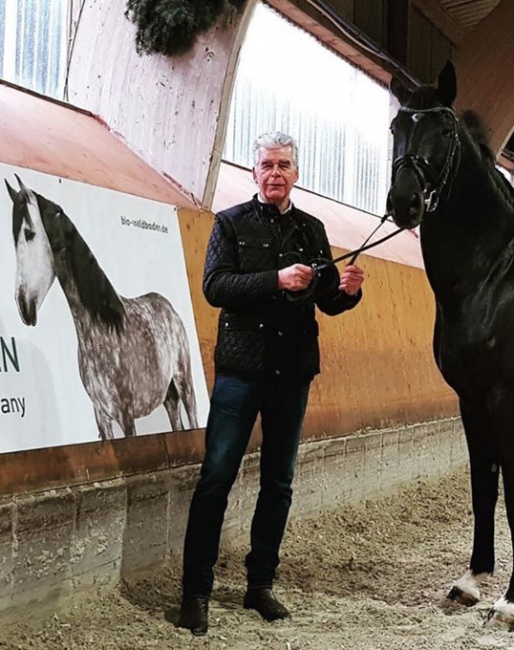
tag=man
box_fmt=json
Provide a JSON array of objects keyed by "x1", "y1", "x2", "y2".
[{"x1": 177, "y1": 132, "x2": 365, "y2": 635}]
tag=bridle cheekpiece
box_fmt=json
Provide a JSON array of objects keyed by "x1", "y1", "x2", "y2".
[{"x1": 392, "y1": 106, "x2": 461, "y2": 213}]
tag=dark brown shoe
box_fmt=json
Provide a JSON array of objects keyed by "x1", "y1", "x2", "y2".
[
  {"x1": 177, "y1": 596, "x2": 209, "y2": 636},
  {"x1": 243, "y1": 588, "x2": 291, "y2": 621}
]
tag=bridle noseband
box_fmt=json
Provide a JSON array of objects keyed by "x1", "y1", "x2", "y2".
[{"x1": 391, "y1": 106, "x2": 461, "y2": 213}]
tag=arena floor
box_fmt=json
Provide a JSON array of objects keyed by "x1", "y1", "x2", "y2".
[{"x1": 2, "y1": 467, "x2": 513, "y2": 650}]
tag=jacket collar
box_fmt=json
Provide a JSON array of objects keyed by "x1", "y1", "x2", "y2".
[{"x1": 254, "y1": 193, "x2": 294, "y2": 216}]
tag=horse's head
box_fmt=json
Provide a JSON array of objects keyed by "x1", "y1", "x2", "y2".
[
  {"x1": 387, "y1": 61, "x2": 460, "y2": 229},
  {"x1": 5, "y1": 175, "x2": 56, "y2": 326}
]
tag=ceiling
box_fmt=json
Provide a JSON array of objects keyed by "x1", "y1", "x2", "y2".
[
  {"x1": 413, "y1": 1, "x2": 514, "y2": 159},
  {"x1": 427, "y1": 1, "x2": 513, "y2": 162},
  {"x1": 440, "y1": 0, "x2": 502, "y2": 31},
  {"x1": 443, "y1": 0, "x2": 514, "y2": 161}
]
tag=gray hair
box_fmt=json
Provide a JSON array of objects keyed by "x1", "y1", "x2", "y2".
[{"x1": 252, "y1": 131, "x2": 299, "y2": 167}]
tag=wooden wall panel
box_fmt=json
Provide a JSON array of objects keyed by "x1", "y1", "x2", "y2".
[
  {"x1": 454, "y1": 0, "x2": 514, "y2": 155},
  {"x1": 67, "y1": 0, "x2": 257, "y2": 207},
  {"x1": 306, "y1": 252, "x2": 455, "y2": 438},
  {"x1": 353, "y1": 0, "x2": 386, "y2": 47},
  {"x1": 0, "y1": 200, "x2": 457, "y2": 499},
  {"x1": 387, "y1": 0, "x2": 409, "y2": 66},
  {"x1": 408, "y1": 6, "x2": 433, "y2": 83},
  {"x1": 430, "y1": 23, "x2": 455, "y2": 81},
  {"x1": 175, "y1": 210, "x2": 457, "y2": 449},
  {"x1": 331, "y1": 0, "x2": 353, "y2": 22}
]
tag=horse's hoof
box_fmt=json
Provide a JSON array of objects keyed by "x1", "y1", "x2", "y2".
[
  {"x1": 447, "y1": 586, "x2": 479, "y2": 607},
  {"x1": 484, "y1": 598, "x2": 514, "y2": 628},
  {"x1": 485, "y1": 608, "x2": 509, "y2": 627}
]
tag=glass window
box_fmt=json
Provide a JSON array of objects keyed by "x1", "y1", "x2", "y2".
[
  {"x1": 224, "y1": 2, "x2": 391, "y2": 216},
  {"x1": 0, "y1": 0, "x2": 68, "y2": 99}
]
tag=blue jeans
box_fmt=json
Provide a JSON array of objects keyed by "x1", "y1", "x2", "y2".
[{"x1": 182, "y1": 373, "x2": 310, "y2": 598}]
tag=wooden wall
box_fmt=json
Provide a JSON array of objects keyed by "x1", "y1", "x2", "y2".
[
  {"x1": 0, "y1": 181, "x2": 458, "y2": 499},
  {"x1": 180, "y1": 209, "x2": 456, "y2": 442},
  {"x1": 454, "y1": 0, "x2": 514, "y2": 154}
]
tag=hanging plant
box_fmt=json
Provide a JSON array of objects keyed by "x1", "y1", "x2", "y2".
[{"x1": 125, "y1": 0, "x2": 247, "y2": 57}]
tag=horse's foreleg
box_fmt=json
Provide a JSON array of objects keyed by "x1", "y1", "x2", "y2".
[
  {"x1": 448, "y1": 398, "x2": 498, "y2": 606},
  {"x1": 94, "y1": 409, "x2": 115, "y2": 441},
  {"x1": 119, "y1": 411, "x2": 137, "y2": 437},
  {"x1": 121, "y1": 421, "x2": 137, "y2": 436},
  {"x1": 184, "y1": 383, "x2": 199, "y2": 429},
  {"x1": 485, "y1": 434, "x2": 514, "y2": 626},
  {"x1": 164, "y1": 380, "x2": 185, "y2": 431},
  {"x1": 449, "y1": 570, "x2": 491, "y2": 607},
  {"x1": 175, "y1": 355, "x2": 199, "y2": 429}
]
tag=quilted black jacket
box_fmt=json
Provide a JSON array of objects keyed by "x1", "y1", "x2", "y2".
[{"x1": 203, "y1": 195, "x2": 362, "y2": 382}]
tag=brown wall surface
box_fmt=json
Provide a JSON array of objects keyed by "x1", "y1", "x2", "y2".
[
  {"x1": 454, "y1": 0, "x2": 514, "y2": 155},
  {"x1": 174, "y1": 205, "x2": 458, "y2": 443},
  {"x1": 179, "y1": 209, "x2": 457, "y2": 441}
]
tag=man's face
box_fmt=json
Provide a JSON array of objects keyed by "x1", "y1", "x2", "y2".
[{"x1": 252, "y1": 146, "x2": 299, "y2": 209}]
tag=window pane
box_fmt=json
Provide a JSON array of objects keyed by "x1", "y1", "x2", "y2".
[
  {"x1": 224, "y1": 3, "x2": 390, "y2": 216},
  {"x1": 0, "y1": 0, "x2": 67, "y2": 99}
]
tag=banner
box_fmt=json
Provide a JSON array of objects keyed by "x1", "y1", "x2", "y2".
[{"x1": 0, "y1": 163, "x2": 210, "y2": 453}]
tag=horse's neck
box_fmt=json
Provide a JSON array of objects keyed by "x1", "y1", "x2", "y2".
[
  {"x1": 421, "y1": 150, "x2": 514, "y2": 305},
  {"x1": 55, "y1": 269, "x2": 97, "y2": 335},
  {"x1": 50, "y1": 219, "x2": 125, "y2": 335}
]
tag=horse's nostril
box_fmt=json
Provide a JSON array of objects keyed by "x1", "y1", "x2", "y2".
[
  {"x1": 389, "y1": 189, "x2": 425, "y2": 229},
  {"x1": 17, "y1": 292, "x2": 36, "y2": 326},
  {"x1": 409, "y1": 193, "x2": 423, "y2": 217},
  {"x1": 28, "y1": 301, "x2": 37, "y2": 326}
]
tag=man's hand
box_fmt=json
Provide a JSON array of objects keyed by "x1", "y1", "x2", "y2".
[
  {"x1": 278, "y1": 263, "x2": 314, "y2": 292},
  {"x1": 339, "y1": 264, "x2": 365, "y2": 296}
]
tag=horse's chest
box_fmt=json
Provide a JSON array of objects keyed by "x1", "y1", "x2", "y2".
[{"x1": 436, "y1": 316, "x2": 513, "y2": 393}]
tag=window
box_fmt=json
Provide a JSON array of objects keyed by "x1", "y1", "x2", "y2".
[
  {"x1": 224, "y1": 3, "x2": 391, "y2": 216},
  {"x1": 0, "y1": 0, "x2": 68, "y2": 99}
]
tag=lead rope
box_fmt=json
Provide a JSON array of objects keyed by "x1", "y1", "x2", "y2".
[
  {"x1": 313, "y1": 214, "x2": 403, "y2": 271},
  {"x1": 285, "y1": 214, "x2": 405, "y2": 302}
]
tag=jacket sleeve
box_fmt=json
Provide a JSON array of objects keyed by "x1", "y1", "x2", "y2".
[
  {"x1": 203, "y1": 214, "x2": 279, "y2": 309},
  {"x1": 314, "y1": 224, "x2": 363, "y2": 316}
]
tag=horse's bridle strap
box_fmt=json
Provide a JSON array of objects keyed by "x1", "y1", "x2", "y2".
[{"x1": 392, "y1": 106, "x2": 460, "y2": 212}]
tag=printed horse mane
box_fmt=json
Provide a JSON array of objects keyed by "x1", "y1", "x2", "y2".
[{"x1": 35, "y1": 191, "x2": 126, "y2": 333}]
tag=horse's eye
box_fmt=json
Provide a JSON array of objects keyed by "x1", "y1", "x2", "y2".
[
  {"x1": 442, "y1": 128, "x2": 452, "y2": 138},
  {"x1": 24, "y1": 228, "x2": 35, "y2": 242}
]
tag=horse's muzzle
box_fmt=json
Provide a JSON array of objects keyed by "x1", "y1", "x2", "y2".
[
  {"x1": 17, "y1": 291, "x2": 37, "y2": 326},
  {"x1": 388, "y1": 166, "x2": 426, "y2": 229}
]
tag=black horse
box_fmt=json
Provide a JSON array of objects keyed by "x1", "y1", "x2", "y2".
[{"x1": 388, "y1": 61, "x2": 514, "y2": 626}]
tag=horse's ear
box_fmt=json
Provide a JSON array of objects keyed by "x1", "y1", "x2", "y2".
[
  {"x1": 436, "y1": 61, "x2": 457, "y2": 107},
  {"x1": 389, "y1": 73, "x2": 412, "y2": 106},
  {"x1": 5, "y1": 179, "x2": 18, "y2": 203}
]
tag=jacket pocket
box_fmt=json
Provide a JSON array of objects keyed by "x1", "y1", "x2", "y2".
[
  {"x1": 237, "y1": 236, "x2": 274, "y2": 271},
  {"x1": 215, "y1": 315, "x2": 266, "y2": 374}
]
